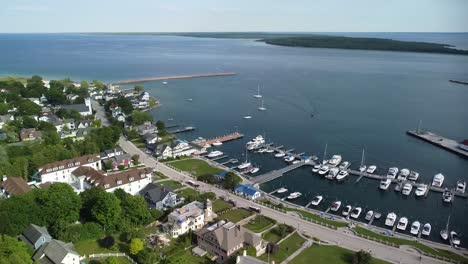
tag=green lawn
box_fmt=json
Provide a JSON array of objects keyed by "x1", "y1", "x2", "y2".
[
  {"x1": 86, "y1": 257, "x2": 133, "y2": 264},
  {"x1": 166, "y1": 247, "x2": 210, "y2": 264},
  {"x1": 284, "y1": 208, "x2": 348, "y2": 229},
  {"x1": 259, "y1": 232, "x2": 305, "y2": 264},
  {"x1": 290, "y1": 244, "x2": 390, "y2": 264},
  {"x1": 212, "y1": 199, "x2": 233, "y2": 213},
  {"x1": 262, "y1": 224, "x2": 295, "y2": 243},
  {"x1": 243, "y1": 215, "x2": 276, "y2": 233},
  {"x1": 75, "y1": 238, "x2": 120, "y2": 255},
  {"x1": 159, "y1": 180, "x2": 184, "y2": 190},
  {"x1": 176, "y1": 187, "x2": 201, "y2": 198},
  {"x1": 218, "y1": 208, "x2": 253, "y2": 223},
  {"x1": 169, "y1": 159, "x2": 223, "y2": 177}
]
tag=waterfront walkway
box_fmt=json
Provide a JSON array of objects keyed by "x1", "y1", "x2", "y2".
[{"x1": 115, "y1": 72, "x2": 236, "y2": 84}]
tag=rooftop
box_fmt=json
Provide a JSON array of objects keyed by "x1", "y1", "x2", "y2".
[
  {"x1": 1, "y1": 176, "x2": 31, "y2": 195},
  {"x1": 39, "y1": 154, "x2": 100, "y2": 173}
]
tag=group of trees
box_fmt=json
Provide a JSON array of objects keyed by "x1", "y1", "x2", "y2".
[{"x1": 198, "y1": 172, "x2": 242, "y2": 190}]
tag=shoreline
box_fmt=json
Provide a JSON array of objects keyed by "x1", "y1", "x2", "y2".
[{"x1": 115, "y1": 72, "x2": 236, "y2": 84}]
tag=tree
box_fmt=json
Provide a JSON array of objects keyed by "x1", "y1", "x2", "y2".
[
  {"x1": 38, "y1": 121, "x2": 57, "y2": 132},
  {"x1": 42, "y1": 131, "x2": 61, "y2": 145},
  {"x1": 45, "y1": 87, "x2": 67, "y2": 105},
  {"x1": 0, "y1": 102, "x2": 8, "y2": 115},
  {"x1": 92, "y1": 80, "x2": 104, "y2": 91},
  {"x1": 80, "y1": 80, "x2": 90, "y2": 90},
  {"x1": 131, "y1": 154, "x2": 140, "y2": 165},
  {"x1": 134, "y1": 85, "x2": 144, "y2": 93},
  {"x1": 0, "y1": 191, "x2": 41, "y2": 236},
  {"x1": 129, "y1": 238, "x2": 144, "y2": 255},
  {"x1": 104, "y1": 257, "x2": 118, "y2": 264},
  {"x1": 99, "y1": 235, "x2": 115, "y2": 249},
  {"x1": 91, "y1": 119, "x2": 102, "y2": 128},
  {"x1": 130, "y1": 111, "x2": 152, "y2": 125},
  {"x1": 107, "y1": 97, "x2": 133, "y2": 115},
  {"x1": 352, "y1": 250, "x2": 372, "y2": 264},
  {"x1": 221, "y1": 172, "x2": 242, "y2": 190},
  {"x1": 17, "y1": 99, "x2": 41, "y2": 116},
  {"x1": 114, "y1": 189, "x2": 152, "y2": 226},
  {"x1": 156, "y1": 120, "x2": 165, "y2": 131},
  {"x1": 0, "y1": 235, "x2": 33, "y2": 264},
  {"x1": 69, "y1": 109, "x2": 81, "y2": 120},
  {"x1": 89, "y1": 190, "x2": 122, "y2": 230}
]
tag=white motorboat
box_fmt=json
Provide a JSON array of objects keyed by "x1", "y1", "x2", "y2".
[
  {"x1": 292, "y1": 160, "x2": 300, "y2": 164},
  {"x1": 330, "y1": 201, "x2": 341, "y2": 211},
  {"x1": 257, "y1": 148, "x2": 267, "y2": 153},
  {"x1": 379, "y1": 179, "x2": 391, "y2": 190},
  {"x1": 247, "y1": 144, "x2": 258, "y2": 151},
  {"x1": 374, "y1": 212, "x2": 382, "y2": 219},
  {"x1": 284, "y1": 156, "x2": 295, "y2": 162},
  {"x1": 456, "y1": 180, "x2": 466, "y2": 193},
  {"x1": 442, "y1": 189, "x2": 453, "y2": 203},
  {"x1": 162, "y1": 81, "x2": 168, "y2": 84},
  {"x1": 247, "y1": 135, "x2": 265, "y2": 146},
  {"x1": 265, "y1": 149, "x2": 274, "y2": 153},
  {"x1": 318, "y1": 165, "x2": 330, "y2": 175},
  {"x1": 350, "y1": 207, "x2": 362, "y2": 219},
  {"x1": 397, "y1": 217, "x2": 409, "y2": 231},
  {"x1": 237, "y1": 162, "x2": 252, "y2": 170},
  {"x1": 339, "y1": 161, "x2": 351, "y2": 170},
  {"x1": 312, "y1": 165, "x2": 321, "y2": 173},
  {"x1": 342, "y1": 205, "x2": 352, "y2": 216},
  {"x1": 422, "y1": 223, "x2": 431, "y2": 236},
  {"x1": 410, "y1": 221, "x2": 421, "y2": 235},
  {"x1": 336, "y1": 170, "x2": 349, "y2": 181},
  {"x1": 287, "y1": 192, "x2": 302, "y2": 200},
  {"x1": 187, "y1": 98, "x2": 193, "y2": 101},
  {"x1": 207, "y1": 151, "x2": 223, "y2": 158},
  {"x1": 258, "y1": 100, "x2": 267, "y2": 111},
  {"x1": 385, "y1": 212, "x2": 397, "y2": 227},
  {"x1": 402, "y1": 183, "x2": 413, "y2": 196},
  {"x1": 367, "y1": 165, "x2": 377, "y2": 174},
  {"x1": 414, "y1": 184, "x2": 427, "y2": 197},
  {"x1": 440, "y1": 215, "x2": 450, "y2": 241},
  {"x1": 432, "y1": 173, "x2": 445, "y2": 187},
  {"x1": 243, "y1": 115, "x2": 252, "y2": 119},
  {"x1": 408, "y1": 171, "x2": 419, "y2": 181},
  {"x1": 387, "y1": 167, "x2": 399, "y2": 179},
  {"x1": 212, "y1": 141, "x2": 223, "y2": 146},
  {"x1": 359, "y1": 165, "x2": 367, "y2": 173},
  {"x1": 275, "y1": 152, "x2": 286, "y2": 158},
  {"x1": 326, "y1": 167, "x2": 339, "y2": 180},
  {"x1": 311, "y1": 196, "x2": 323, "y2": 206},
  {"x1": 253, "y1": 85, "x2": 262, "y2": 98},
  {"x1": 328, "y1": 155, "x2": 342, "y2": 167},
  {"x1": 365, "y1": 210, "x2": 374, "y2": 221},
  {"x1": 397, "y1": 169, "x2": 410, "y2": 181},
  {"x1": 277, "y1": 187, "x2": 288, "y2": 194},
  {"x1": 450, "y1": 231, "x2": 461, "y2": 246},
  {"x1": 204, "y1": 144, "x2": 212, "y2": 148},
  {"x1": 250, "y1": 167, "x2": 259, "y2": 174},
  {"x1": 321, "y1": 160, "x2": 329, "y2": 165}
]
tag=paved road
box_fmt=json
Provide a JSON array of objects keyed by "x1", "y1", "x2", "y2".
[
  {"x1": 92, "y1": 99, "x2": 110, "y2": 126},
  {"x1": 119, "y1": 137, "x2": 448, "y2": 264}
]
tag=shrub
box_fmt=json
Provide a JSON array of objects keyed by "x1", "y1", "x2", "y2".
[{"x1": 99, "y1": 235, "x2": 115, "y2": 249}]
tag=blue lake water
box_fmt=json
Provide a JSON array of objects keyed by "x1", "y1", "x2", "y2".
[{"x1": 1, "y1": 33, "x2": 468, "y2": 245}]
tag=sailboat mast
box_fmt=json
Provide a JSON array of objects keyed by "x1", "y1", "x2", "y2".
[
  {"x1": 323, "y1": 143, "x2": 328, "y2": 160},
  {"x1": 361, "y1": 149, "x2": 365, "y2": 167}
]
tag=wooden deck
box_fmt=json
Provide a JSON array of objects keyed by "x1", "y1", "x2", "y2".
[{"x1": 193, "y1": 132, "x2": 244, "y2": 147}]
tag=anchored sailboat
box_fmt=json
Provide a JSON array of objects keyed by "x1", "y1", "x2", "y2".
[
  {"x1": 258, "y1": 100, "x2": 267, "y2": 111},
  {"x1": 253, "y1": 85, "x2": 262, "y2": 98},
  {"x1": 359, "y1": 149, "x2": 366, "y2": 172}
]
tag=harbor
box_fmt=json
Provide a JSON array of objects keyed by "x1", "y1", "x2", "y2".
[{"x1": 406, "y1": 130, "x2": 468, "y2": 158}]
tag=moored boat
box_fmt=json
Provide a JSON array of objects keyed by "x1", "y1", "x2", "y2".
[
  {"x1": 275, "y1": 152, "x2": 286, "y2": 158},
  {"x1": 328, "y1": 155, "x2": 342, "y2": 167},
  {"x1": 311, "y1": 195, "x2": 323, "y2": 206},
  {"x1": 342, "y1": 205, "x2": 352, "y2": 216},
  {"x1": 367, "y1": 165, "x2": 377, "y2": 174},
  {"x1": 365, "y1": 210, "x2": 374, "y2": 221},
  {"x1": 312, "y1": 165, "x2": 320, "y2": 173},
  {"x1": 397, "y1": 169, "x2": 410, "y2": 181},
  {"x1": 456, "y1": 180, "x2": 466, "y2": 193},
  {"x1": 379, "y1": 179, "x2": 391, "y2": 190},
  {"x1": 336, "y1": 170, "x2": 349, "y2": 181},
  {"x1": 350, "y1": 207, "x2": 362, "y2": 219},
  {"x1": 408, "y1": 171, "x2": 419, "y2": 181},
  {"x1": 385, "y1": 212, "x2": 397, "y2": 227},
  {"x1": 212, "y1": 141, "x2": 223, "y2": 146},
  {"x1": 318, "y1": 165, "x2": 330, "y2": 175},
  {"x1": 415, "y1": 184, "x2": 427, "y2": 197},
  {"x1": 432, "y1": 173, "x2": 444, "y2": 187},
  {"x1": 397, "y1": 217, "x2": 409, "y2": 231},
  {"x1": 287, "y1": 192, "x2": 302, "y2": 200},
  {"x1": 325, "y1": 167, "x2": 339, "y2": 180},
  {"x1": 442, "y1": 189, "x2": 453, "y2": 203},
  {"x1": 330, "y1": 201, "x2": 341, "y2": 211},
  {"x1": 284, "y1": 156, "x2": 295, "y2": 162},
  {"x1": 207, "y1": 151, "x2": 223, "y2": 158},
  {"x1": 422, "y1": 223, "x2": 431, "y2": 236},
  {"x1": 450, "y1": 231, "x2": 461, "y2": 246},
  {"x1": 387, "y1": 167, "x2": 399, "y2": 179},
  {"x1": 402, "y1": 183, "x2": 413, "y2": 196},
  {"x1": 410, "y1": 221, "x2": 421, "y2": 235},
  {"x1": 277, "y1": 187, "x2": 288, "y2": 194},
  {"x1": 249, "y1": 167, "x2": 259, "y2": 174},
  {"x1": 440, "y1": 215, "x2": 450, "y2": 241},
  {"x1": 339, "y1": 161, "x2": 351, "y2": 170},
  {"x1": 237, "y1": 162, "x2": 252, "y2": 170}
]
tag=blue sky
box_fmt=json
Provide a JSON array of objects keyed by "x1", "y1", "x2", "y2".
[{"x1": 1, "y1": 0, "x2": 467, "y2": 33}]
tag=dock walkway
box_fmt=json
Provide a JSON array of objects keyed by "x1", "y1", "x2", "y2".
[
  {"x1": 193, "y1": 132, "x2": 244, "y2": 147},
  {"x1": 406, "y1": 130, "x2": 468, "y2": 158},
  {"x1": 253, "y1": 161, "x2": 309, "y2": 184}
]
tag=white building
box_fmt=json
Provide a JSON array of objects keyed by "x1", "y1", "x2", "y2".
[
  {"x1": 166, "y1": 200, "x2": 216, "y2": 238},
  {"x1": 38, "y1": 154, "x2": 101, "y2": 184},
  {"x1": 61, "y1": 98, "x2": 92, "y2": 116}
]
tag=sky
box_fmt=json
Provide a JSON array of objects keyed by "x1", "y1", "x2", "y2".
[{"x1": 0, "y1": 0, "x2": 467, "y2": 33}]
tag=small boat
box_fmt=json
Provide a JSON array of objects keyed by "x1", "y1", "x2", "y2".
[
  {"x1": 318, "y1": 165, "x2": 329, "y2": 175},
  {"x1": 336, "y1": 170, "x2": 349, "y2": 181},
  {"x1": 258, "y1": 100, "x2": 267, "y2": 111},
  {"x1": 253, "y1": 85, "x2": 262, "y2": 98},
  {"x1": 358, "y1": 149, "x2": 366, "y2": 172},
  {"x1": 410, "y1": 221, "x2": 421, "y2": 235},
  {"x1": 365, "y1": 210, "x2": 374, "y2": 221},
  {"x1": 162, "y1": 81, "x2": 168, "y2": 84},
  {"x1": 284, "y1": 156, "x2": 295, "y2": 162},
  {"x1": 442, "y1": 189, "x2": 453, "y2": 203},
  {"x1": 387, "y1": 167, "x2": 399, "y2": 179},
  {"x1": 339, "y1": 161, "x2": 351, "y2": 170},
  {"x1": 243, "y1": 116, "x2": 252, "y2": 119},
  {"x1": 408, "y1": 171, "x2": 419, "y2": 181},
  {"x1": 432, "y1": 173, "x2": 445, "y2": 187},
  {"x1": 247, "y1": 135, "x2": 265, "y2": 145},
  {"x1": 292, "y1": 160, "x2": 300, "y2": 164},
  {"x1": 287, "y1": 192, "x2": 302, "y2": 200},
  {"x1": 328, "y1": 155, "x2": 342, "y2": 167},
  {"x1": 359, "y1": 165, "x2": 367, "y2": 173},
  {"x1": 374, "y1": 212, "x2": 382, "y2": 219},
  {"x1": 187, "y1": 98, "x2": 193, "y2": 102},
  {"x1": 342, "y1": 205, "x2": 352, "y2": 216},
  {"x1": 265, "y1": 149, "x2": 274, "y2": 153},
  {"x1": 275, "y1": 152, "x2": 286, "y2": 158},
  {"x1": 350, "y1": 207, "x2": 362, "y2": 219},
  {"x1": 237, "y1": 162, "x2": 252, "y2": 170},
  {"x1": 325, "y1": 167, "x2": 339, "y2": 180},
  {"x1": 397, "y1": 169, "x2": 410, "y2": 181},
  {"x1": 402, "y1": 183, "x2": 413, "y2": 196},
  {"x1": 397, "y1": 217, "x2": 409, "y2": 231},
  {"x1": 379, "y1": 179, "x2": 391, "y2": 190},
  {"x1": 450, "y1": 231, "x2": 461, "y2": 246},
  {"x1": 277, "y1": 187, "x2": 288, "y2": 194},
  {"x1": 247, "y1": 144, "x2": 258, "y2": 151},
  {"x1": 367, "y1": 165, "x2": 377, "y2": 174},
  {"x1": 207, "y1": 151, "x2": 223, "y2": 158},
  {"x1": 311, "y1": 196, "x2": 323, "y2": 206},
  {"x1": 312, "y1": 165, "x2": 320, "y2": 173},
  {"x1": 257, "y1": 148, "x2": 267, "y2": 153},
  {"x1": 330, "y1": 201, "x2": 341, "y2": 211},
  {"x1": 394, "y1": 182, "x2": 403, "y2": 192},
  {"x1": 204, "y1": 144, "x2": 212, "y2": 148},
  {"x1": 385, "y1": 212, "x2": 397, "y2": 227},
  {"x1": 212, "y1": 141, "x2": 223, "y2": 146},
  {"x1": 415, "y1": 184, "x2": 427, "y2": 197},
  {"x1": 456, "y1": 180, "x2": 466, "y2": 193},
  {"x1": 422, "y1": 223, "x2": 431, "y2": 236},
  {"x1": 440, "y1": 215, "x2": 450, "y2": 240},
  {"x1": 250, "y1": 167, "x2": 259, "y2": 174}
]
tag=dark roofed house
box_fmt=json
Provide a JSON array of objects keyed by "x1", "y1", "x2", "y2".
[
  {"x1": 139, "y1": 183, "x2": 184, "y2": 210},
  {"x1": 19, "y1": 224, "x2": 52, "y2": 250},
  {"x1": 20, "y1": 128, "x2": 42, "y2": 141},
  {"x1": 1, "y1": 176, "x2": 31, "y2": 197},
  {"x1": 33, "y1": 239, "x2": 80, "y2": 264}
]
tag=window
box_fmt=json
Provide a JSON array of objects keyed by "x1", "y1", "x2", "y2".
[
  {"x1": 42, "y1": 237, "x2": 45, "y2": 242},
  {"x1": 129, "y1": 177, "x2": 134, "y2": 181},
  {"x1": 104, "y1": 184, "x2": 109, "y2": 188},
  {"x1": 75, "y1": 162, "x2": 80, "y2": 166},
  {"x1": 117, "y1": 180, "x2": 122, "y2": 185},
  {"x1": 59, "y1": 165, "x2": 64, "y2": 169}
]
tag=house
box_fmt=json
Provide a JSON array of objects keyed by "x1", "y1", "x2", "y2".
[
  {"x1": 195, "y1": 221, "x2": 266, "y2": 262},
  {"x1": 102, "y1": 153, "x2": 133, "y2": 170},
  {"x1": 33, "y1": 239, "x2": 80, "y2": 264},
  {"x1": 0, "y1": 114, "x2": 14, "y2": 129},
  {"x1": 111, "y1": 106, "x2": 126, "y2": 122},
  {"x1": 75, "y1": 127, "x2": 93, "y2": 141},
  {"x1": 139, "y1": 183, "x2": 184, "y2": 210},
  {"x1": 234, "y1": 184, "x2": 261, "y2": 200},
  {"x1": 459, "y1": 139, "x2": 468, "y2": 152},
  {"x1": 101, "y1": 147, "x2": 125, "y2": 159},
  {"x1": 166, "y1": 200, "x2": 216, "y2": 238},
  {"x1": 54, "y1": 118, "x2": 75, "y2": 132},
  {"x1": 155, "y1": 144, "x2": 172, "y2": 159},
  {"x1": 61, "y1": 98, "x2": 92, "y2": 116},
  {"x1": 143, "y1": 133, "x2": 161, "y2": 145},
  {"x1": 1, "y1": 175, "x2": 31, "y2": 197},
  {"x1": 76, "y1": 119, "x2": 92, "y2": 129},
  {"x1": 236, "y1": 254, "x2": 268, "y2": 264},
  {"x1": 20, "y1": 128, "x2": 42, "y2": 141},
  {"x1": 19, "y1": 224, "x2": 52, "y2": 250},
  {"x1": 66, "y1": 94, "x2": 79, "y2": 101},
  {"x1": 28, "y1": 97, "x2": 43, "y2": 106},
  {"x1": 38, "y1": 154, "x2": 101, "y2": 184},
  {"x1": 136, "y1": 121, "x2": 157, "y2": 135},
  {"x1": 140, "y1": 91, "x2": 150, "y2": 101}
]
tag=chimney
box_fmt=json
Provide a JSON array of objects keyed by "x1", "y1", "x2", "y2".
[
  {"x1": 236, "y1": 256, "x2": 240, "y2": 264},
  {"x1": 2, "y1": 175, "x2": 7, "y2": 182},
  {"x1": 243, "y1": 250, "x2": 246, "y2": 256}
]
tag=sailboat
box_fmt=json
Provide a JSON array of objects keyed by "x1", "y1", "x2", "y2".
[
  {"x1": 253, "y1": 85, "x2": 262, "y2": 98},
  {"x1": 258, "y1": 100, "x2": 267, "y2": 111},
  {"x1": 322, "y1": 143, "x2": 328, "y2": 165},
  {"x1": 238, "y1": 147, "x2": 252, "y2": 170},
  {"x1": 440, "y1": 215, "x2": 450, "y2": 240},
  {"x1": 359, "y1": 149, "x2": 367, "y2": 172}
]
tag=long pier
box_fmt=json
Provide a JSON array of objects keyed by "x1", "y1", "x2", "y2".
[
  {"x1": 406, "y1": 130, "x2": 468, "y2": 158},
  {"x1": 193, "y1": 132, "x2": 244, "y2": 147},
  {"x1": 115, "y1": 72, "x2": 237, "y2": 84},
  {"x1": 253, "y1": 161, "x2": 309, "y2": 184},
  {"x1": 449, "y1": 79, "x2": 468, "y2": 85},
  {"x1": 168, "y1": 126, "x2": 196, "y2": 134}
]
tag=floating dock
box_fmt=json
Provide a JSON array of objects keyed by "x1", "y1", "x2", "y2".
[
  {"x1": 168, "y1": 126, "x2": 196, "y2": 134},
  {"x1": 406, "y1": 130, "x2": 468, "y2": 159},
  {"x1": 252, "y1": 161, "x2": 309, "y2": 184},
  {"x1": 193, "y1": 132, "x2": 244, "y2": 147},
  {"x1": 115, "y1": 72, "x2": 237, "y2": 84}
]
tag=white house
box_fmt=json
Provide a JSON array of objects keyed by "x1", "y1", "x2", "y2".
[
  {"x1": 143, "y1": 133, "x2": 161, "y2": 145},
  {"x1": 166, "y1": 200, "x2": 216, "y2": 238},
  {"x1": 139, "y1": 183, "x2": 184, "y2": 210},
  {"x1": 61, "y1": 98, "x2": 92, "y2": 116},
  {"x1": 38, "y1": 154, "x2": 101, "y2": 184},
  {"x1": 156, "y1": 145, "x2": 173, "y2": 159},
  {"x1": 234, "y1": 184, "x2": 261, "y2": 200}
]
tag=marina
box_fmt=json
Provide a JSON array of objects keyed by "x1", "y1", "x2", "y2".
[
  {"x1": 406, "y1": 130, "x2": 468, "y2": 158},
  {"x1": 193, "y1": 132, "x2": 244, "y2": 147}
]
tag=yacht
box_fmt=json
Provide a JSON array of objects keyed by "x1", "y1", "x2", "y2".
[
  {"x1": 385, "y1": 212, "x2": 397, "y2": 227},
  {"x1": 237, "y1": 162, "x2": 252, "y2": 170},
  {"x1": 326, "y1": 167, "x2": 339, "y2": 180},
  {"x1": 367, "y1": 165, "x2": 377, "y2": 174},
  {"x1": 318, "y1": 165, "x2": 330, "y2": 175},
  {"x1": 247, "y1": 144, "x2": 258, "y2": 151},
  {"x1": 247, "y1": 135, "x2": 265, "y2": 145},
  {"x1": 330, "y1": 201, "x2": 341, "y2": 211},
  {"x1": 312, "y1": 165, "x2": 321, "y2": 173},
  {"x1": 365, "y1": 210, "x2": 374, "y2": 221},
  {"x1": 397, "y1": 169, "x2": 410, "y2": 181},
  {"x1": 408, "y1": 171, "x2": 419, "y2": 181},
  {"x1": 456, "y1": 180, "x2": 466, "y2": 193},
  {"x1": 243, "y1": 115, "x2": 252, "y2": 119},
  {"x1": 339, "y1": 161, "x2": 351, "y2": 170},
  {"x1": 311, "y1": 196, "x2": 323, "y2": 206},
  {"x1": 275, "y1": 152, "x2": 286, "y2": 158},
  {"x1": 284, "y1": 156, "x2": 295, "y2": 162},
  {"x1": 410, "y1": 221, "x2": 421, "y2": 235},
  {"x1": 402, "y1": 183, "x2": 413, "y2": 196},
  {"x1": 162, "y1": 81, "x2": 168, "y2": 84},
  {"x1": 328, "y1": 155, "x2": 342, "y2": 167},
  {"x1": 250, "y1": 167, "x2": 260, "y2": 174},
  {"x1": 207, "y1": 151, "x2": 223, "y2": 158},
  {"x1": 212, "y1": 141, "x2": 223, "y2": 146},
  {"x1": 397, "y1": 217, "x2": 409, "y2": 231},
  {"x1": 450, "y1": 231, "x2": 461, "y2": 246},
  {"x1": 422, "y1": 223, "x2": 431, "y2": 236},
  {"x1": 253, "y1": 86, "x2": 262, "y2": 98},
  {"x1": 350, "y1": 207, "x2": 362, "y2": 219},
  {"x1": 287, "y1": 192, "x2": 302, "y2": 200},
  {"x1": 336, "y1": 170, "x2": 349, "y2": 181},
  {"x1": 442, "y1": 189, "x2": 453, "y2": 203},
  {"x1": 258, "y1": 100, "x2": 267, "y2": 111},
  {"x1": 414, "y1": 184, "x2": 427, "y2": 197},
  {"x1": 379, "y1": 179, "x2": 392, "y2": 190},
  {"x1": 394, "y1": 182, "x2": 403, "y2": 192},
  {"x1": 342, "y1": 205, "x2": 352, "y2": 216},
  {"x1": 440, "y1": 215, "x2": 450, "y2": 241},
  {"x1": 387, "y1": 167, "x2": 399, "y2": 179},
  {"x1": 277, "y1": 187, "x2": 288, "y2": 194},
  {"x1": 432, "y1": 173, "x2": 445, "y2": 187}
]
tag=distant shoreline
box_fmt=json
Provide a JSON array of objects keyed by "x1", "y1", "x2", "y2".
[{"x1": 114, "y1": 72, "x2": 236, "y2": 84}]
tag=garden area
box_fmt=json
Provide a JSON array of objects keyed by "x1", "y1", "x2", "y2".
[
  {"x1": 158, "y1": 180, "x2": 184, "y2": 190},
  {"x1": 261, "y1": 224, "x2": 295, "y2": 243},
  {"x1": 290, "y1": 244, "x2": 390, "y2": 264},
  {"x1": 212, "y1": 199, "x2": 233, "y2": 213},
  {"x1": 243, "y1": 215, "x2": 276, "y2": 233},
  {"x1": 169, "y1": 159, "x2": 223, "y2": 177},
  {"x1": 259, "y1": 232, "x2": 305, "y2": 264},
  {"x1": 217, "y1": 208, "x2": 253, "y2": 223}
]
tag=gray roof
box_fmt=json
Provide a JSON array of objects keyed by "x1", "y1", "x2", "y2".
[
  {"x1": 61, "y1": 104, "x2": 89, "y2": 113},
  {"x1": 237, "y1": 256, "x2": 268, "y2": 264},
  {"x1": 76, "y1": 127, "x2": 94, "y2": 137},
  {"x1": 142, "y1": 133, "x2": 157, "y2": 140},
  {"x1": 0, "y1": 114, "x2": 12, "y2": 123},
  {"x1": 20, "y1": 224, "x2": 51, "y2": 247},
  {"x1": 140, "y1": 183, "x2": 174, "y2": 204},
  {"x1": 34, "y1": 239, "x2": 78, "y2": 264}
]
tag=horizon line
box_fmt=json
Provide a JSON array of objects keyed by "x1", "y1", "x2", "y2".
[{"x1": 1, "y1": 31, "x2": 468, "y2": 34}]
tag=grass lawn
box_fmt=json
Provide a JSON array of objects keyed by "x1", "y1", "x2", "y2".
[
  {"x1": 74, "y1": 239, "x2": 119, "y2": 255},
  {"x1": 212, "y1": 199, "x2": 233, "y2": 213},
  {"x1": 243, "y1": 215, "x2": 276, "y2": 233},
  {"x1": 262, "y1": 224, "x2": 294, "y2": 243},
  {"x1": 131, "y1": 138, "x2": 146, "y2": 148},
  {"x1": 218, "y1": 208, "x2": 253, "y2": 223},
  {"x1": 290, "y1": 244, "x2": 390, "y2": 264},
  {"x1": 166, "y1": 247, "x2": 210, "y2": 264},
  {"x1": 170, "y1": 159, "x2": 223, "y2": 177},
  {"x1": 87, "y1": 257, "x2": 133, "y2": 264},
  {"x1": 285, "y1": 208, "x2": 348, "y2": 229},
  {"x1": 259, "y1": 232, "x2": 305, "y2": 264},
  {"x1": 159, "y1": 179, "x2": 184, "y2": 189},
  {"x1": 176, "y1": 187, "x2": 201, "y2": 198}
]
